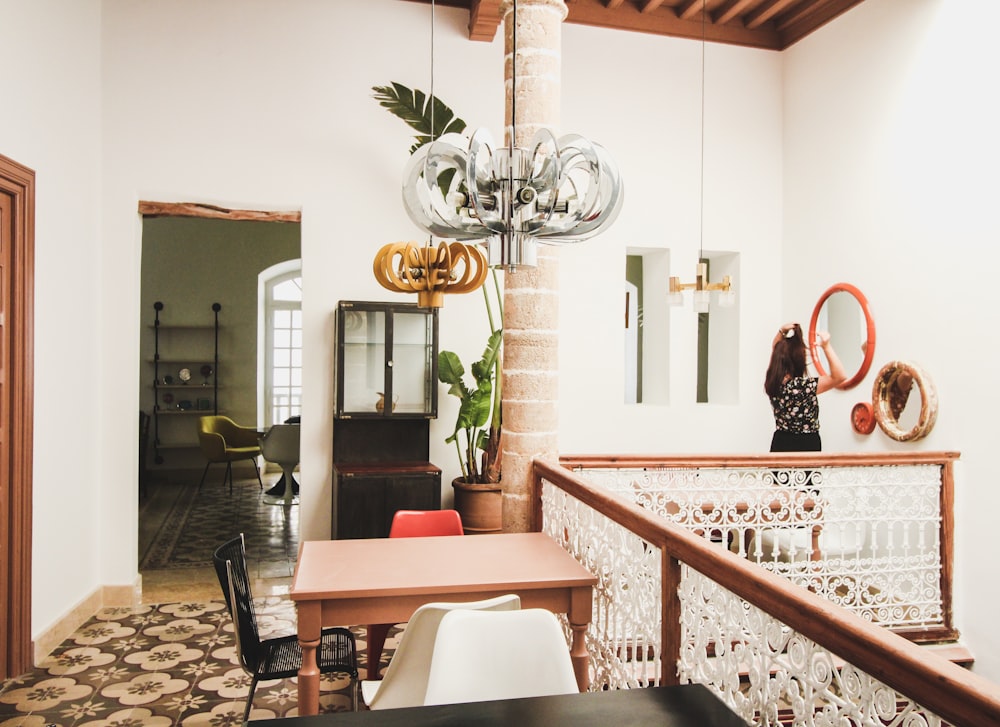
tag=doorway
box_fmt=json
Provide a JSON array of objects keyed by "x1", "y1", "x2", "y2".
[
  {"x1": 0, "y1": 153, "x2": 35, "y2": 679},
  {"x1": 137, "y1": 202, "x2": 301, "y2": 598}
]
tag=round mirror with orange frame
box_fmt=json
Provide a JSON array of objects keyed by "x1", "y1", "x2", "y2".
[{"x1": 808, "y1": 283, "x2": 876, "y2": 390}]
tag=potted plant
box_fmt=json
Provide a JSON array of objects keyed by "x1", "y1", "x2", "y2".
[
  {"x1": 374, "y1": 82, "x2": 505, "y2": 531},
  {"x1": 438, "y1": 336, "x2": 502, "y2": 529},
  {"x1": 436, "y1": 274, "x2": 503, "y2": 531}
]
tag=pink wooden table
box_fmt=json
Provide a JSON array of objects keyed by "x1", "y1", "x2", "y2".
[{"x1": 291, "y1": 532, "x2": 597, "y2": 716}]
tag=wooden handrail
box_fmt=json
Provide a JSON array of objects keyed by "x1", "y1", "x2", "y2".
[
  {"x1": 531, "y1": 457, "x2": 1000, "y2": 727},
  {"x1": 560, "y1": 451, "x2": 960, "y2": 468}
]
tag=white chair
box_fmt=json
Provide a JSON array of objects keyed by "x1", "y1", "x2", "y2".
[
  {"x1": 259, "y1": 423, "x2": 299, "y2": 505},
  {"x1": 753, "y1": 483, "x2": 870, "y2": 565},
  {"x1": 360, "y1": 594, "x2": 520, "y2": 710},
  {"x1": 423, "y1": 607, "x2": 579, "y2": 706}
]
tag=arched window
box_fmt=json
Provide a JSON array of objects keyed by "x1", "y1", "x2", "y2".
[{"x1": 260, "y1": 263, "x2": 302, "y2": 427}]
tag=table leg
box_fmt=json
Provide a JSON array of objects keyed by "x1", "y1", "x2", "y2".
[
  {"x1": 568, "y1": 586, "x2": 593, "y2": 692},
  {"x1": 366, "y1": 623, "x2": 392, "y2": 681},
  {"x1": 296, "y1": 602, "x2": 321, "y2": 716}
]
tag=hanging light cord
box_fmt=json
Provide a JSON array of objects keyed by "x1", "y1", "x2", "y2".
[
  {"x1": 506, "y1": 0, "x2": 518, "y2": 261},
  {"x1": 511, "y1": 0, "x2": 517, "y2": 154},
  {"x1": 699, "y1": 0, "x2": 706, "y2": 261},
  {"x1": 430, "y1": 0, "x2": 436, "y2": 143},
  {"x1": 428, "y1": 0, "x2": 436, "y2": 248}
]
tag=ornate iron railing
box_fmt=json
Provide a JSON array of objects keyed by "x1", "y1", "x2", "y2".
[
  {"x1": 562, "y1": 453, "x2": 956, "y2": 642},
  {"x1": 530, "y1": 454, "x2": 1000, "y2": 727}
]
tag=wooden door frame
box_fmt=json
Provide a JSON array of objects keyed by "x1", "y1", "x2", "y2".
[{"x1": 0, "y1": 153, "x2": 35, "y2": 677}]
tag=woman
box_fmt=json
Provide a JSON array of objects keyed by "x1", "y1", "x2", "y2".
[{"x1": 764, "y1": 323, "x2": 847, "y2": 452}]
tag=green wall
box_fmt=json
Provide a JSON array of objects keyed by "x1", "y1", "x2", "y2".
[
  {"x1": 625, "y1": 254, "x2": 643, "y2": 402},
  {"x1": 139, "y1": 217, "x2": 301, "y2": 471}
]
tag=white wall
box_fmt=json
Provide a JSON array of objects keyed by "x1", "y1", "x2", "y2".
[
  {"x1": 7, "y1": 0, "x2": 997, "y2": 685},
  {"x1": 556, "y1": 28, "x2": 783, "y2": 453},
  {"x1": 783, "y1": 0, "x2": 1000, "y2": 680},
  {"x1": 0, "y1": 0, "x2": 104, "y2": 645},
  {"x1": 99, "y1": 0, "x2": 506, "y2": 558},
  {"x1": 97, "y1": 0, "x2": 784, "y2": 562}
]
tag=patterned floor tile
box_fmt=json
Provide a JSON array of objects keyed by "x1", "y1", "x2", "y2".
[
  {"x1": 2, "y1": 474, "x2": 382, "y2": 724},
  {"x1": 0, "y1": 599, "x2": 373, "y2": 725},
  {"x1": 141, "y1": 478, "x2": 298, "y2": 572}
]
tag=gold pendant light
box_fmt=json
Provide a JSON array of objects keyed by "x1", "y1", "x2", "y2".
[{"x1": 373, "y1": 239, "x2": 488, "y2": 309}]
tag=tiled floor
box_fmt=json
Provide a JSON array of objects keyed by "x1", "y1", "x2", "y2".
[
  {"x1": 138, "y1": 470, "x2": 299, "y2": 606},
  {"x1": 0, "y1": 598, "x2": 372, "y2": 725},
  {"x1": 0, "y1": 471, "x2": 384, "y2": 724}
]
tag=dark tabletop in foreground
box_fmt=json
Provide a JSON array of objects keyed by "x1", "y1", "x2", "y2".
[{"x1": 251, "y1": 683, "x2": 748, "y2": 726}]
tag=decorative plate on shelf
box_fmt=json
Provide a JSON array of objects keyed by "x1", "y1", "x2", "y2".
[
  {"x1": 178, "y1": 367, "x2": 192, "y2": 383},
  {"x1": 344, "y1": 310, "x2": 364, "y2": 333},
  {"x1": 851, "y1": 401, "x2": 876, "y2": 435}
]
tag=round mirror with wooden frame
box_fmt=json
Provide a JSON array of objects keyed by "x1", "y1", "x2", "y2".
[
  {"x1": 871, "y1": 360, "x2": 938, "y2": 442},
  {"x1": 808, "y1": 283, "x2": 876, "y2": 390}
]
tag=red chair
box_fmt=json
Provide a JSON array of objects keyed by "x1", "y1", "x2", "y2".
[
  {"x1": 389, "y1": 509, "x2": 464, "y2": 538},
  {"x1": 366, "y1": 509, "x2": 464, "y2": 680}
]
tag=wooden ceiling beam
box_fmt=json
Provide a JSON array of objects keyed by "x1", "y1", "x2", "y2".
[
  {"x1": 468, "y1": 0, "x2": 502, "y2": 41},
  {"x1": 566, "y1": 0, "x2": 781, "y2": 49},
  {"x1": 746, "y1": 0, "x2": 799, "y2": 30},
  {"x1": 717, "y1": 0, "x2": 757, "y2": 26},
  {"x1": 403, "y1": 0, "x2": 868, "y2": 52},
  {"x1": 640, "y1": 0, "x2": 667, "y2": 13},
  {"x1": 775, "y1": 0, "x2": 864, "y2": 46},
  {"x1": 678, "y1": 1, "x2": 704, "y2": 21}
]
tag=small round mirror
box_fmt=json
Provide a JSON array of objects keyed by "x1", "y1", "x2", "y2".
[
  {"x1": 872, "y1": 361, "x2": 937, "y2": 442},
  {"x1": 808, "y1": 283, "x2": 876, "y2": 390}
]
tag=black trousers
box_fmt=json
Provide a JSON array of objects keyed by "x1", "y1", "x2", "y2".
[
  {"x1": 770, "y1": 430, "x2": 821, "y2": 452},
  {"x1": 769, "y1": 430, "x2": 821, "y2": 489}
]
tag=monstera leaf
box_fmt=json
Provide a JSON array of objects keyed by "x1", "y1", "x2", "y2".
[{"x1": 372, "y1": 82, "x2": 467, "y2": 154}]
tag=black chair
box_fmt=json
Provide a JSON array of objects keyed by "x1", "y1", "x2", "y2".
[{"x1": 212, "y1": 535, "x2": 358, "y2": 720}]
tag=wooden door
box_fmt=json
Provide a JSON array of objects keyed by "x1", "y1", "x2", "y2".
[
  {"x1": 0, "y1": 184, "x2": 9, "y2": 673},
  {"x1": 0, "y1": 153, "x2": 34, "y2": 678}
]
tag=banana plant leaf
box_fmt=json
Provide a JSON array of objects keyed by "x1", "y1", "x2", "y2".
[{"x1": 372, "y1": 82, "x2": 467, "y2": 154}]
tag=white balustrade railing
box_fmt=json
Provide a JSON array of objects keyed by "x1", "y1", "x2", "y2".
[
  {"x1": 544, "y1": 484, "x2": 663, "y2": 690},
  {"x1": 533, "y1": 454, "x2": 999, "y2": 727},
  {"x1": 573, "y1": 462, "x2": 946, "y2": 632}
]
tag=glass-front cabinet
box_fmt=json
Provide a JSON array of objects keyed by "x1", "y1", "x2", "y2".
[
  {"x1": 335, "y1": 301, "x2": 438, "y2": 418},
  {"x1": 332, "y1": 300, "x2": 441, "y2": 539}
]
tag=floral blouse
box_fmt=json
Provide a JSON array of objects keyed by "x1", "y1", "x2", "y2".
[{"x1": 770, "y1": 376, "x2": 819, "y2": 433}]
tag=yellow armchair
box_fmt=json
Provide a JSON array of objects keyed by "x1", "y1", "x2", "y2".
[{"x1": 197, "y1": 416, "x2": 264, "y2": 493}]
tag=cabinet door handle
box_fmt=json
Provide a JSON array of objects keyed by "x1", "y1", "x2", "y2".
[{"x1": 387, "y1": 360, "x2": 393, "y2": 368}]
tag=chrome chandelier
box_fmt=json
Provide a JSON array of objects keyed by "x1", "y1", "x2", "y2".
[
  {"x1": 401, "y1": 127, "x2": 623, "y2": 270},
  {"x1": 401, "y1": 0, "x2": 623, "y2": 272}
]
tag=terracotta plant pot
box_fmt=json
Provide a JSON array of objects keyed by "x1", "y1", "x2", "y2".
[{"x1": 452, "y1": 478, "x2": 502, "y2": 534}]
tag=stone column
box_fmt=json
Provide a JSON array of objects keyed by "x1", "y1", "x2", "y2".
[{"x1": 498, "y1": 0, "x2": 567, "y2": 532}]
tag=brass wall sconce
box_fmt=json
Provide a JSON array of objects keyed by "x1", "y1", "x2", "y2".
[{"x1": 668, "y1": 262, "x2": 734, "y2": 312}]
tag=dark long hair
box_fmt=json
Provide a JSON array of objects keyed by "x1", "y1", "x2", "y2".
[{"x1": 764, "y1": 324, "x2": 807, "y2": 397}]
